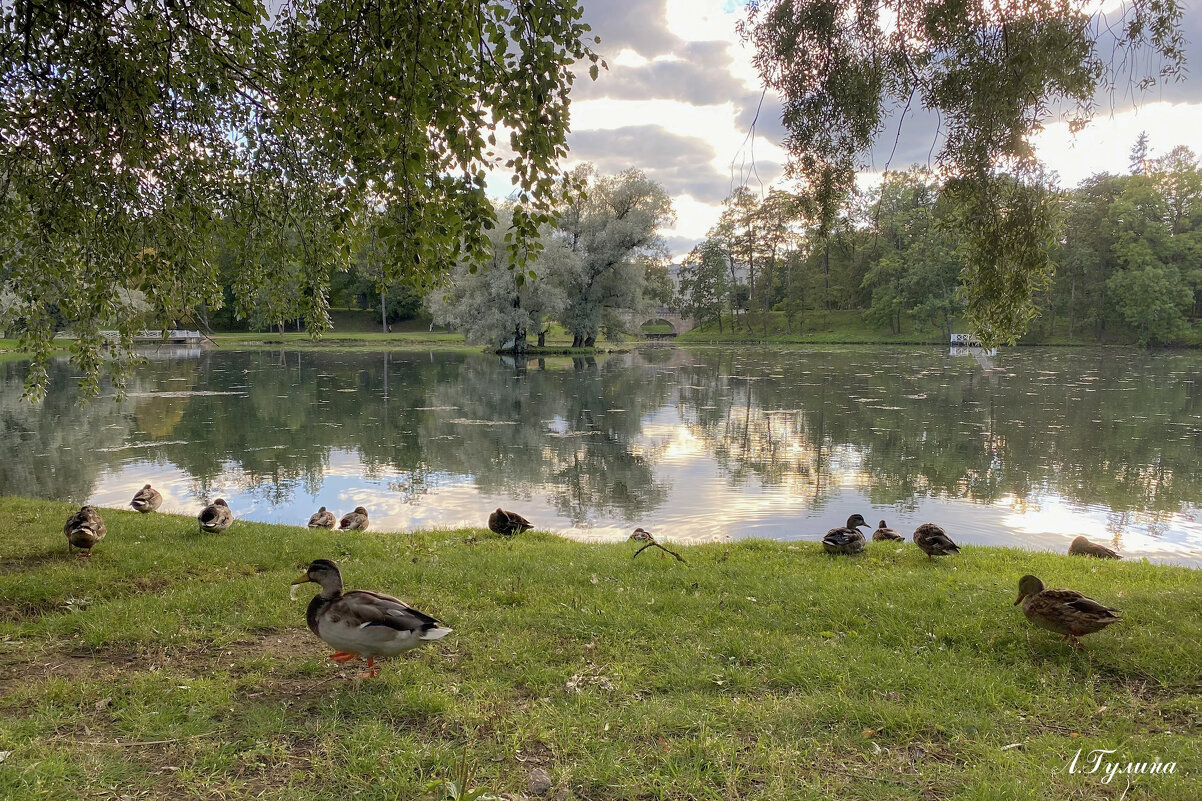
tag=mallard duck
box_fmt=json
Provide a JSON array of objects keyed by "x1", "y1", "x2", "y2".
[
  {"x1": 489, "y1": 508, "x2": 533, "y2": 537},
  {"x1": 913, "y1": 522, "x2": 959, "y2": 559},
  {"x1": 823, "y1": 514, "x2": 868, "y2": 555},
  {"x1": 339, "y1": 506, "x2": 369, "y2": 531},
  {"x1": 308, "y1": 506, "x2": 336, "y2": 529},
  {"x1": 629, "y1": 527, "x2": 655, "y2": 542},
  {"x1": 873, "y1": 520, "x2": 904, "y2": 541},
  {"x1": 64, "y1": 505, "x2": 106, "y2": 556},
  {"x1": 1014, "y1": 574, "x2": 1121, "y2": 648},
  {"x1": 198, "y1": 498, "x2": 233, "y2": 533},
  {"x1": 130, "y1": 484, "x2": 163, "y2": 513},
  {"x1": 290, "y1": 559, "x2": 452, "y2": 678},
  {"x1": 1068, "y1": 536, "x2": 1120, "y2": 559}
]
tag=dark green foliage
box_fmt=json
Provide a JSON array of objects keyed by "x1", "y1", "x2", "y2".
[
  {"x1": 0, "y1": 0, "x2": 599, "y2": 398},
  {"x1": 681, "y1": 149, "x2": 1202, "y2": 347},
  {"x1": 741, "y1": 0, "x2": 1186, "y2": 346}
]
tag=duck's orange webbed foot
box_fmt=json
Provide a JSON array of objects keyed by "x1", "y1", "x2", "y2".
[
  {"x1": 329, "y1": 651, "x2": 358, "y2": 664},
  {"x1": 355, "y1": 657, "x2": 379, "y2": 679}
]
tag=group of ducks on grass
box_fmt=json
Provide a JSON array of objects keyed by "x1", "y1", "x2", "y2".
[
  {"x1": 821, "y1": 513, "x2": 1122, "y2": 649},
  {"x1": 59, "y1": 488, "x2": 1124, "y2": 679}
]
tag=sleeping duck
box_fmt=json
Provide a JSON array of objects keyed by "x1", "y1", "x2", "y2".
[
  {"x1": 130, "y1": 484, "x2": 163, "y2": 513},
  {"x1": 873, "y1": 520, "x2": 904, "y2": 541},
  {"x1": 1068, "y1": 536, "x2": 1120, "y2": 559},
  {"x1": 308, "y1": 507, "x2": 337, "y2": 529},
  {"x1": 489, "y1": 508, "x2": 533, "y2": 537},
  {"x1": 913, "y1": 523, "x2": 960, "y2": 560},
  {"x1": 339, "y1": 506, "x2": 370, "y2": 531},
  {"x1": 290, "y1": 559, "x2": 452, "y2": 677},
  {"x1": 629, "y1": 527, "x2": 656, "y2": 542},
  {"x1": 64, "y1": 506, "x2": 107, "y2": 556},
  {"x1": 1014, "y1": 574, "x2": 1121, "y2": 649},
  {"x1": 822, "y1": 514, "x2": 868, "y2": 555},
  {"x1": 198, "y1": 499, "x2": 233, "y2": 533}
]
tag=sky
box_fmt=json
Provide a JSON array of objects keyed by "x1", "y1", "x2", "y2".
[{"x1": 565, "y1": 0, "x2": 1202, "y2": 258}]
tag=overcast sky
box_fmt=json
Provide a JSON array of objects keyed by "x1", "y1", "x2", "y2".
[{"x1": 565, "y1": 0, "x2": 1202, "y2": 257}]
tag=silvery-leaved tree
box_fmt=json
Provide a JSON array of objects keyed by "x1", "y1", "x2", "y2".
[
  {"x1": 426, "y1": 207, "x2": 573, "y2": 353},
  {"x1": 555, "y1": 166, "x2": 674, "y2": 347},
  {"x1": 0, "y1": 0, "x2": 599, "y2": 399},
  {"x1": 740, "y1": 0, "x2": 1186, "y2": 347}
]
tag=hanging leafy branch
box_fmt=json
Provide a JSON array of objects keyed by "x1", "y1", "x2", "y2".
[
  {"x1": 0, "y1": 0, "x2": 599, "y2": 398},
  {"x1": 740, "y1": 0, "x2": 1186, "y2": 346}
]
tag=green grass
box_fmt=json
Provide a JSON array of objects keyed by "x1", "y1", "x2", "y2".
[
  {"x1": 678, "y1": 310, "x2": 950, "y2": 345},
  {"x1": 678, "y1": 310, "x2": 1202, "y2": 348},
  {"x1": 207, "y1": 330, "x2": 471, "y2": 347},
  {"x1": 1, "y1": 497, "x2": 1198, "y2": 799}
]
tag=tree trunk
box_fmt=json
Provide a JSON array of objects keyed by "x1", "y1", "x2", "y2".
[
  {"x1": 1068, "y1": 275, "x2": 1076, "y2": 339},
  {"x1": 584, "y1": 334, "x2": 596, "y2": 348},
  {"x1": 381, "y1": 288, "x2": 387, "y2": 333},
  {"x1": 537, "y1": 328, "x2": 546, "y2": 347},
  {"x1": 823, "y1": 242, "x2": 831, "y2": 311},
  {"x1": 785, "y1": 259, "x2": 793, "y2": 335},
  {"x1": 572, "y1": 334, "x2": 583, "y2": 348},
  {"x1": 747, "y1": 253, "x2": 757, "y2": 336}
]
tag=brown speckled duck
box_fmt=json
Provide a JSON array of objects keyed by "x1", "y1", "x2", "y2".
[
  {"x1": 308, "y1": 507, "x2": 336, "y2": 529},
  {"x1": 130, "y1": 484, "x2": 163, "y2": 513},
  {"x1": 290, "y1": 559, "x2": 452, "y2": 678},
  {"x1": 489, "y1": 508, "x2": 533, "y2": 537},
  {"x1": 629, "y1": 527, "x2": 655, "y2": 542},
  {"x1": 1068, "y1": 536, "x2": 1120, "y2": 559},
  {"x1": 1014, "y1": 574, "x2": 1121, "y2": 649},
  {"x1": 913, "y1": 523, "x2": 960, "y2": 560},
  {"x1": 339, "y1": 506, "x2": 369, "y2": 531},
  {"x1": 873, "y1": 520, "x2": 904, "y2": 542},
  {"x1": 64, "y1": 506, "x2": 106, "y2": 556},
  {"x1": 822, "y1": 514, "x2": 868, "y2": 555},
  {"x1": 198, "y1": 499, "x2": 233, "y2": 533}
]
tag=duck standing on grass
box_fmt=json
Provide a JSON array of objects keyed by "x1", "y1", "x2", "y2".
[
  {"x1": 873, "y1": 520, "x2": 904, "y2": 541},
  {"x1": 489, "y1": 508, "x2": 533, "y2": 537},
  {"x1": 339, "y1": 506, "x2": 370, "y2": 531},
  {"x1": 308, "y1": 507, "x2": 337, "y2": 529},
  {"x1": 64, "y1": 506, "x2": 106, "y2": 556},
  {"x1": 823, "y1": 514, "x2": 868, "y2": 555},
  {"x1": 913, "y1": 523, "x2": 960, "y2": 560},
  {"x1": 290, "y1": 559, "x2": 452, "y2": 678},
  {"x1": 198, "y1": 499, "x2": 233, "y2": 533},
  {"x1": 130, "y1": 484, "x2": 163, "y2": 513},
  {"x1": 1014, "y1": 574, "x2": 1121, "y2": 649},
  {"x1": 629, "y1": 527, "x2": 655, "y2": 542},
  {"x1": 1068, "y1": 535, "x2": 1120, "y2": 559}
]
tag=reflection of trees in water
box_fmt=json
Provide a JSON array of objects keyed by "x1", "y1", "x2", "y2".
[
  {"x1": 1, "y1": 350, "x2": 672, "y2": 522},
  {"x1": 676, "y1": 348, "x2": 1202, "y2": 520},
  {"x1": 0, "y1": 359, "x2": 187, "y2": 502},
  {"x1": 6, "y1": 347, "x2": 1202, "y2": 524},
  {"x1": 416, "y1": 355, "x2": 671, "y2": 523}
]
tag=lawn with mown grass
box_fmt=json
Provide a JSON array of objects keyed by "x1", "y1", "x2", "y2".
[{"x1": 0, "y1": 496, "x2": 1199, "y2": 800}]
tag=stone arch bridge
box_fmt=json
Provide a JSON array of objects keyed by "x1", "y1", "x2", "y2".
[{"x1": 620, "y1": 306, "x2": 697, "y2": 337}]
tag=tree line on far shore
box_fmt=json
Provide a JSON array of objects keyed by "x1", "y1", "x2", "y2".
[{"x1": 677, "y1": 138, "x2": 1202, "y2": 345}]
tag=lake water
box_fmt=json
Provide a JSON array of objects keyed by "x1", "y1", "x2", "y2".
[{"x1": 4, "y1": 345, "x2": 1202, "y2": 565}]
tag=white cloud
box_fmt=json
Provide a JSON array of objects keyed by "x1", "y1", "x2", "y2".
[
  {"x1": 564, "y1": 0, "x2": 1202, "y2": 258},
  {"x1": 1033, "y1": 101, "x2": 1202, "y2": 186}
]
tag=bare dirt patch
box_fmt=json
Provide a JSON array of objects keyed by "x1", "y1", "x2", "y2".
[{"x1": 0, "y1": 627, "x2": 341, "y2": 702}]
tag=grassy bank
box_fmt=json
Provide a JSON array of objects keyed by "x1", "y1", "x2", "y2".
[
  {"x1": 1, "y1": 498, "x2": 1199, "y2": 799},
  {"x1": 675, "y1": 310, "x2": 1202, "y2": 348},
  {"x1": 678, "y1": 310, "x2": 946, "y2": 345}
]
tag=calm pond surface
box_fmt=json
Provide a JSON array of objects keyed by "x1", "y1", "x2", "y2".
[{"x1": 4, "y1": 345, "x2": 1202, "y2": 565}]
